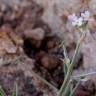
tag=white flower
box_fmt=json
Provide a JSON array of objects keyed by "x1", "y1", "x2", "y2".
[
  {"x1": 68, "y1": 13, "x2": 78, "y2": 22},
  {"x1": 72, "y1": 17, "x2": 83, "y2": 27},
  {"x1": 68, "y1": 13, "x2": 84, "y2": 27},
  {"x1": 81, "y1": 11, "x2": 90, "y2": 21},
  {"x1": 68, "y1": 11, "x2": 92, "y2": 27}
]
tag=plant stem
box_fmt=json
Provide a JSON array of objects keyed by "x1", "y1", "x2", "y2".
[
  {"x1": 69, "y1": 78, "x2": 81, "y2": 96},
  {"x1": 61, "y1": 80, "x2": 72, "y2": 96},
  {"x1": 63, "y1": 44, "x2": 69, "y2": 60},
  {"x1": 33, "y1": 72, "x2": 58, "y2": 91},
  {"x1": 58, "y1": 33, "x2": 84, "y2": 96},
  {"x1": 72, "y1": 71, "x2": 96, "y2": 79}
]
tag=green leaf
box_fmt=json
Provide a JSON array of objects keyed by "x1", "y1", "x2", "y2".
[
  {"x1": 0, "y1": 86, "x2": 5, "y2": 96},
  {"x1": 65, "y1": 87, "x2": 71, "y2": 96},
  {"x1": 12, "y1": 83, "x2": 18, "y2": 96},
  {"x1": 61, "y1": 80, "x2": 72, "y2": 96},
  {"x1": 64, "y1": 63, "x2": 68, "y2": 76},
  {"x1": 69, "y1": 78, "x2": 81, "y2": 96}
]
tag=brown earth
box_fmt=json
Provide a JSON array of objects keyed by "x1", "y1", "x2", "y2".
[{"x1": 0, "y1": 0, "x2": 95, "y2": 96}]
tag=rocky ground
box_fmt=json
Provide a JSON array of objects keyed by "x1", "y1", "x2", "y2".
[{"x1": 0, "y1": 0, "x2": 96, "y2": 96}]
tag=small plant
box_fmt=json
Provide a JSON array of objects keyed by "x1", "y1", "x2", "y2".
[
  {"x1": 0, "y1": 11, "x2": 95, "y2": 96},
  {"x1": 58, "y1": 10, "x2": 92, "y2": 96},
  {"x1": 34, "y1": 10, "x2": 96, "y2": 96},
  {"x1": 0, "y1": 83, "x2": 18, "y2": 96}
]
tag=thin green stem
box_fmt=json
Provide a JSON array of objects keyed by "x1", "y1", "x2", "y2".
[
  {"x1": 69, "y1": 78, "x2": 81, "y2": 96},
  {"x1": 59, "y1": 40, "x2": 81, "y2": 96},
  {"x1": 12, "y1": 83, "x2": 18, "y2": 96},
  {"x1": 33, "y1": 72, "x2": 58, "y2": 91},
  {"x1": 72, "y1": 71, "x2": 96, "y2": 79},
  {"x1": 62, "y1": 80, "x2": 72, "y2": 96},
  {"x1": 63, "y1": 44, "x2": 69, "y2": 60},
  {"x1": 59, "y1": 33, "x2": 85, "y2": 96},
  {"x1": 0, "y1": 86, "x2": 6, "y2": 96}
]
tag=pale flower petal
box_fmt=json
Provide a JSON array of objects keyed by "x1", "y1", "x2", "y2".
[
  {"x1": 77, "y1": 17, "x2": 83, "y2": 26},
  {"x1": 72, "y1": 21, "x2": 77, "y2": 26},
  {"x1": 68, "y1": 13, "x2": 78, "y2": 21},
  {"x1": 68, "y1": 11, "x2": 91, "y2": 27},
  {"x1": 81, "y1": 11, "x2": 90, "y2": 21},
  {"x1": 85, "y1": 11, "x2": 90, "y2": 17}
]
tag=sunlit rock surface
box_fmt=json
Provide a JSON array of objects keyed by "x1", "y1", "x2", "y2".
[{"x1": 35, "y1": 0, "x2": 96, "y2": 70}]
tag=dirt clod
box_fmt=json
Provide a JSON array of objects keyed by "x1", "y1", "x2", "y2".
[
  {"x1": 40, "y1": 54, "x2": 61, "y2": 70},
  {"x1": 24, "y1": 28, "x2": 45, "y2": 41}
]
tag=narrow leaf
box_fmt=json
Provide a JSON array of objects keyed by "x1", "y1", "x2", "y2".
[
  {"x1": 0, "y1": 86, "x2": 5, "y2": 96},
  {"x1": 64, "y1": 63, "x2": 68, "y2": 76},
  {"x1": 12, "y1": 83, "x2": 18, "y2": 96}
]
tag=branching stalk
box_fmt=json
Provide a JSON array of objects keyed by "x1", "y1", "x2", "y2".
[{"x1": 59, "y1": 32, "x2": 85, "y2": 96}]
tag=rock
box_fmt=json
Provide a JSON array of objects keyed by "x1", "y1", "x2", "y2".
[
  {"x1": 45, "y1": 37, "x2": 57, "y2": 50},
  {"x1": 35, "y1": 0, "x2": 82, "y2": 38},
  {"x1": 24, "y1": 77, "x2": 42, "y2": 96},
  {"x1": 47, "y1": 39, "x2": 55, "y2": 49},
  {"x1": 34, "y1": 0, "x2": 96, "y2": 73},
  {"x1": 0, "y1": 58, "x2": 3, "y2": 66},
  {"x1": 36, "y1": 51, "x2": 61, "y2": 70},
  {"x1": 81, "y1": 30, "x2": 96, "y2": 68},
  {"x1": 0, "y1": 30, "x2": 23, "y2": 66},
  {"x1": 24, "y1": 28, "x2": 45, "y2": 41},
  {"x1": 35, "y1": 51, "x2": 46, "y2": 60},
  {"x1": 75, "y1": 79, "x2": 96, "y2": 96},
  {"x1": 0, "y1": 32, "x2": 17, "y2": 54},
  {"x1": 75, "y1": 90, "x2": 91, "y2": 96},
  {"x1": 30, "y1": 39, "x2": 42, "y2": 48},
  {"x1": 89, "y1": 0, "x2": 96, "y2": 14}
]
